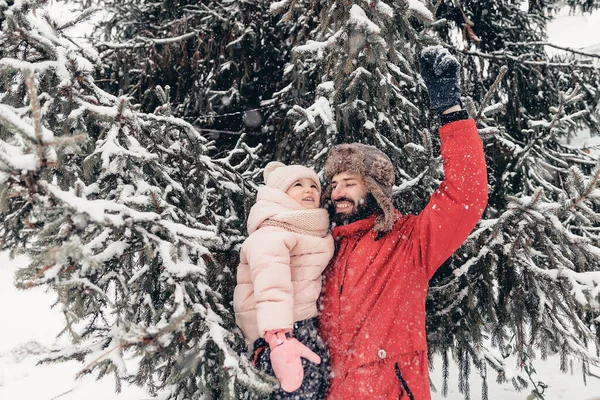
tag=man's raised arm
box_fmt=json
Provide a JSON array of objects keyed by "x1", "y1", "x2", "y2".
[{"x1": 413, "y1": 46, "x2": 488, "y2": 279}]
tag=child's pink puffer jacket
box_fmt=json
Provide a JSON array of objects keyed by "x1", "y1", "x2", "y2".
[{"x1": 234, "y1": 186, "x2": 334, "y2": 344}]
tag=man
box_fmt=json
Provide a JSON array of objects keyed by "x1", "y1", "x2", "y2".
[{"x1": 319, "y1": 46, "x2": 488, "y2": 399}]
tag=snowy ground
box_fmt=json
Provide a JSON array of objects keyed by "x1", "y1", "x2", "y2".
[
  {"x1": 0, "y1": 252, "x2": 152, "y2": 400},
  {"x1": 546, "y1": 7, "x2": 600, "y2": 152},
  {"x1": 546, "y1": 5, "x2": 600, "y2": 57},
  {"x1": 2, "y1": 4, "x2": 600, "y2": 400}
]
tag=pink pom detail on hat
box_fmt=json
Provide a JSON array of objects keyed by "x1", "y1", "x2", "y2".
[{"x1": 263, "y1": 161, "x2": 321, "y2": 193}]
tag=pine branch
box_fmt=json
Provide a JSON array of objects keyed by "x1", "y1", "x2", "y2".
[
  {"x1": 515, "y1": 87, "x2": 583, "y2": 171},
  {"x1": 432, "y1": 0, "x2": 443, "y2": 15},
  {"x1": 506, "y1": 41, "x2": 600, "y2": 60},
  {"x1": 24, "y1": 264, "x2": 52, "y2": 288},
  {"x1": 97, "y1": 32, "x2": 198, "y2": 50},
  {"x1": 24, "y1": 70, "x2": 48, "y2": 167},
  {"x1": 183, "y1": 4, "x2": 228, "y2": 22},
  {"x1": 150, "y1": 191, "x2": 163, "y2": 213},
  {"x1": 57, "y1": 6, "x2": 100, "y2": 31},
  {"x1": 446, "y1": 44, "x2": 600, "y2": 70},
  {"x1": 49, "y1": 389, "x2": 75, "y2": 400},
  {"x1": 475, "y1": 65, "x2": 508, "y2": 122},
  {"x1": 78, "y1": 342, "x2": 126, "y2": 376},
  {"x1": 547, "y1": 88, "x2": 578, "y2": 134},
  {"x1": 569, "y1": 167, "x2": 600, "y2": 210},
  {"x1": 589, "y1": 370, "x2": 600, "y2": 380},
  {"x1": 77, "y1": 310, "x2": 191, "y2": 377}
]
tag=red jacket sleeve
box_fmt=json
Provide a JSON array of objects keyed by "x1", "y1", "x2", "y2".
[{"x1": 412, "y1": 118, "x2": 488, "y2": 280}]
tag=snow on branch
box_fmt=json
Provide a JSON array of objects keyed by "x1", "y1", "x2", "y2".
[
  {"x1": 270, "y1": 0, "x2": 292, "y2": 14},
  {"x1": 289, "y1": 96, "x2": 336, "y2": 133},
  {"x1": 448, "y1": 44, "x2": 600, "y2": 70},
  {"x1": 406, "y1": 0, "x2": 434, "y2": 23},
  {"x1": 0, "y1": 102, "x2": 51, "y2": 146},
  {"x1": 293, "y1": 29, "x2": 343, "y2": 56},
  {"x1": 348, "y1": 5, "x2": 381, "y2": 35},
  {"x1": 505, "y1": 41, "x2": 600, "y2": 60},
  {"x1": 0, "y1": 2, "x2": 261, "y2": 397},
  {"x1": 98, "y1": 32, "x2": 198, "y2": 49}
]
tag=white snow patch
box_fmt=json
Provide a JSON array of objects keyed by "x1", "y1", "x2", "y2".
[
  {"x1": 407, "y1": 0, "x2": 434, "y2": 22},
  {"x1": 376, "y1": 1, "x2": 394, "y2": 18},
  {"x1": 348, "y1": 5, "x2": 381, "y2": 35},
  {"x1": 546, "y1": 6, "x2": 600, "y2": 58}
]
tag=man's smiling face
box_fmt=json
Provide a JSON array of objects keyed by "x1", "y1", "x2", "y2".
[{"x1": 330, "y1": 172, "x2": 368, "y2": 216}]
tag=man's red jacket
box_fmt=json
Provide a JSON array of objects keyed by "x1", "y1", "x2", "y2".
[{"x1": 320, "y1": 118, "x2": 488, "y2": 399}]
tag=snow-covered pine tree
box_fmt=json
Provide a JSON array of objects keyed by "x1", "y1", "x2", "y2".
[
  {"x1": 269, "y1": 0, "x2": 600, "y2": 398},
  {"x1": 0, "y1": 1, "x2": 271, "y2": 398},
  {"x1": 269, "y1": 0, "x2": 448, "y2": 214},
  {"x1": 3, "y1": 0, "x2": 600, "y2": 398},
  {"x1": 92, "y1": 0, "x2": 294, "y2": 155},
  {"x1": 427, "y1": 1, "x2": 600, "y2": 399}
]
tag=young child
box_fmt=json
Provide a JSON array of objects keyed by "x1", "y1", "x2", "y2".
[{"x1": 234, "y1": 161, "x2": 334, "y2": 399}]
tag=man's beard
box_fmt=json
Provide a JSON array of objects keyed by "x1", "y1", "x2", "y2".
[{"x1": 330, "y1": 193, "x2": 381, "y2": 227}]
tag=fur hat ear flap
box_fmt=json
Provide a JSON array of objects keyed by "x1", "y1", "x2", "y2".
[
  {"x1": 370, "y1": 157, "x2": 395, "y2": 188},
  {"x1": 365, "y1": 177, "x2": 395, "y2": 233},
  {"x1": 263, "y1": 161, "x2": 287, "y2": 183}
]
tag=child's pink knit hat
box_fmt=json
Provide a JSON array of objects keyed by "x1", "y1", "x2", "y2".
[{"x1": 263, "y1": 161, "x2": 321, "y2": 193}]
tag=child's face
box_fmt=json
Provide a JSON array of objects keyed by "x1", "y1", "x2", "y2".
[{"x1": 286, "y1": 178, "x2": 321, "y2": 209}]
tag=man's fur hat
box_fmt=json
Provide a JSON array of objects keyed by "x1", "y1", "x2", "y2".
[{"x1": 324, "y1": 143, "x2": 395, "y2": 233}]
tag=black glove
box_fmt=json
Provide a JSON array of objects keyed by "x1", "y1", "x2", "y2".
[{"x1": 418, "y1": 46, "x2": 462, "y2": 112}]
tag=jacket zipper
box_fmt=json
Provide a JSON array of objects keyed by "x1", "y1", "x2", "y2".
[
  {"x1": 337, "y1": 240, "x2": 351, "y2": 296},
  {"x1": 395, "y1": 363, "x2": 415, "y2": 400}
]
